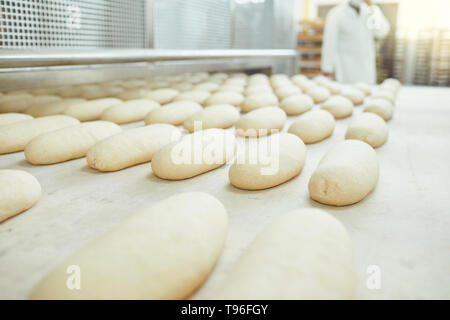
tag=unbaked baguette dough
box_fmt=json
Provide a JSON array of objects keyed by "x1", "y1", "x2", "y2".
[
  {"x1": 117, "y1": 88, "x2": 152, "y2": 101},
  {"x1": 87, "y1": 124, "x2": 181, "y2": 172},
  {"x1": 183, "y1": 104, "x2": 239, "y2": 132},
  {"x1": 30, "y1": 192, "x2": 228, "y2": 299},
  {"x1": 288, "y1": 109, "x2": 335, "y2": 144},
  {"x1": 25, "y1": 121, "x2": 122, "y2": 164},
  {"x1": 354, "y1": 82, "x2": 371, "y2": 96},
  {"x1": 341, "y1": 86, "x2": 365, "y2": 105},
  {"x1": 0, "y1": 115, "x2": 80, "y2": 154},
  {"x1": 216, "y1": 85, "x2": 244, "y2": 93},
  {"x1": 194, "y1": 82, "x2": 219, "y2": 92},
  {"x1": 244, "y1": 85, "x2": 273, "y2": 96},
  {"x1": 0, "y1": 169, "x2": 41, "y2": 223},
  {"x1": 371, "y1": 90, "x2": 396, "y2": 104},
  {"x1": 363, "y1": 98, "x2": 394, "y2": 121},
  {"x1": 236, "y1": 107, "x2": 286, "y2": 137},
  {"x1": 0, "y1": 93, "x2": 33, "y2": 113},
  {"x1": 204, "y1": 91, "x2": 244, "y2": 107},
  {"x1": 279, "y1": 94, "x2": 313, "y2": 115},
  {"x1": 229, "y1": 133, "x2": 306, "y2": 190},
  {"x1": 144, "y1": 101, "x2": 202, "y2": 125},
  {"x1": 214, "y1": 208, "x2": 355, "y2": 299},
  {"x1": 32, "y1": 95, "x2": 62, "y2": 106},
  {"x1": 323, "y1": 81, "x2": 342, "y2": 94},
  {"x1": 24, "y1": 98, "x2": 86, "y2": 117},
  {"x1": 173, "y1": 90, "x2": 211, "y2": 104},
  {"x1": 306, "y1": 86, "x2": 330, "y2": 103},
  {"x1": 0, "y1": 113, "x2": 33, "y2": 126},
  {"x1": 321, "y1": 95, "x2": 354, "y2": 119},
  {"x1": 143, "y1": 88, "x2": 179, "y2": 104},
  {"x1": 275, "y1": 86, "x2": 301, "y2": 100},
  {"x1": 100, "y1": 99, "x2": 160, "y2": 124},
  {"x1": 240, "y1": 93, "x2": 278, "y2": 113},
  {"x1": 64, "y1": 98, "x2": 122, "y2": 121},
  {"x1": 151, "y1": 129, "x2": 236, "y2": 180},
  {"x1": 309, "y1": 139, "x2": 379, "y2": 206},
  {"x1": 345, "y1": 112, "x2": 388, "y2": 148}
]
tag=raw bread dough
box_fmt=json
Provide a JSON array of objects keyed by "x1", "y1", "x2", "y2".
[
  {"x1": 0, "y1": 115, "x2": 79, "y2": 154},
  {"x1": 25, "y1": 121, "x2": 122, "y2": 164},
  {"x1": 224, "y1": 78, "x2": 247, "y2": 87},
  {"x1": 279, "y1": 94, "x2": 313, "y2": 115},
  {"x1": 240, "y1": 93, "x2": 278, "y2": 113},
  {"x1": 144, "y1": 101, "x2": 202, "y2": 125},
  {"x1": 0, "y1": 93, "x2": 33, "y2": 113},
  {"x1": 64, "y1": 98, "x2": 122, "y2": 121},
  {"x1": 244, "y1": 85, "x2": 273, "y2": 96},
  {"x1": 171, "y1": 82, "x2": 194, "y2": 92},
  {"x1": 229, "y1": 133, "x2": 306, "y2": 190},
  {"x1": 354, "y1": 82, "x2": 372, "y2": 96},
  {"x1": 270, "y1": 74, "x2": 291, "y2": 88},
  {"x1": 27, "y1": 98, "x2": 84, "y2": 116},
  {"x1": 248, "y1": 73, "x2": 269, "y2": 86},
  {"x1": 306, "y1": 86, "x2": 331, "y2": 103},
  {"x1": 295, "y1": 79, "x2": 316, "y2": 92},
  {"x1": 24, "y1": 98, "x2": 86, "y2": 117},
  {"x1": 321, "y1": 95, "x2": 354, "y2": 119},
  {"x1": 345, "y1": 112, "x2": 388, "y2": 148},
  {"x1": 194, "y1": 82, "x2": 219, "y2": 92},
  {"x1": 87, "y1": 124, "x2": 181, "y2": 172},
  {"x1": 323, "y1": 81, "x2": 342, "y2": 94},
  {"x1": 236, "y1": 107, "x2": 286, "y2": 137},
  {"x1": 101, "y1": 99, "x2": 160, "y2": 124},
  {"x1": 32, "y1": 95, "x2": 62, "y2": 106},
  {"x1": 364, "y1": 98, "x2": 394, "y2": 121},
  {"x1": 313, "y1": 75, "x2": 330, "y2": 86},
  {"x1": 214, "y1": 208, "x2": 355, "y2": 299},
  {"x1": 216, "y1": 85, "x2": 244, "y2": 93},
  {"x1": 151, "y1": 129, "x2": 236, "y2": 180},
  {"x1": 382, "y1": 78, "x2": 401, "y2": 90},
  {"x1": 0, "y1": 113, "x2": 33, "y2": 126},
  {"x1": 309, "y1": 139, "x2": 379, "y2": 206},
  {"x1": 341, "y1": 86, "x2": 365, "y2": 105},
  {"x1": 183, "y1": 104, "x2": 240, "y2": 132},
  {"x1": 144, "y1": 88, "x2": 179, "y2": 104},
  {"x1": 0, "y1": 169, "x2": 41, "y2": 223},
  {"x1": 204, "y1": 91, "x2": 244, "y2": 107},
  {"x1": 275, "y1": 85, "x2": 302, "y2": 100},
  {"x1": 117, "y1": 88, "x2": 152, "y2": 101},
  {"x1": 371, "y1": 90, "x2": 396, "y2": 104},
  {"x1": 173, "y1": 90, "x2": 211, "y2": 104},
  {"x1": 288, "y1": 109, "x2": 335, "y2": 144},
  {"x1": 30, "y1": 192, "x2": 228, "y2": 299}
]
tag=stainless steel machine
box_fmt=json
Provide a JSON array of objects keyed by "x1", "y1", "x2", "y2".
[{"x1": 0, "y1": 0, "x2": 298, "y2": 90}]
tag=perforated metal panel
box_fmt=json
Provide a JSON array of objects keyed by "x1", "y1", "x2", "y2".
[
  {"x1": 0, "y1": 0, "x2": 146, "y2": 48},
  {"x1": 153, "y1": 0, "x2": 232, "y2": 49}
]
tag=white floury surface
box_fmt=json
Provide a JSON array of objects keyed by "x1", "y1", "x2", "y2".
[{"x1": 0, "y1": 85, "x2": 449, "y2": 299}]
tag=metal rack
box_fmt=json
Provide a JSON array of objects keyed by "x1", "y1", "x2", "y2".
[{"x1": 0, "y1": 0, "x2": 298, "y2": 90}]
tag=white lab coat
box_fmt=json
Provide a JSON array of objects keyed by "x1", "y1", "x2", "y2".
[{"x1": 321, "y1": 2, "x2": 390, "y2": 84}]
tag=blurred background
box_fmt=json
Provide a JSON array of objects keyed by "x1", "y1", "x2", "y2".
[
  {"x1": 295, "y1": 0, "x2": 450, "y2": 86},
  {"x1": 0, "y1": 0, "x2": 448, "y2": 87}
]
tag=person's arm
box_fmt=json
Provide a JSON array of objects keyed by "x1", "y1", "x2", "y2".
[
  {"x1": 321, "y1": 11, "x2": 339, "y2": 77},
  {"x1": 365, "y1": 0, "x2": 390, "y2": 39}
]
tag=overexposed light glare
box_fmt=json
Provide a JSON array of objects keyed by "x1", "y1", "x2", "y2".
[{"x1": 398, "y1": 0, "x2": 450, "y2": 31}]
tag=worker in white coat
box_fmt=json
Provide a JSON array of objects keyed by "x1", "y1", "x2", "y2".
[{"x1": 321, "y1": 0, "x2": 390, "y2": 84}]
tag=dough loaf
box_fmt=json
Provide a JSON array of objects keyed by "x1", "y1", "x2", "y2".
[
  {"x1": 87, "y1": 124, "x2": 181, "y2": 172},
  {"x1": 30, "y1": 192, "x2": 228, "y2": 299},
  {"x1": 308, "y1": 139, "x2": 379, "y2": 206},
  {"x1": 0, "y1": 169, "x2": 41, "y2": 223},
  {"x1": 214, "y1": 208, "x2": 355, "y2": 299}
]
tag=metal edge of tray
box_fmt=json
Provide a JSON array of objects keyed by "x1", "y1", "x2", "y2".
[{"x1": 0, "y1": 49, "x2": 299, "y2": 68}]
